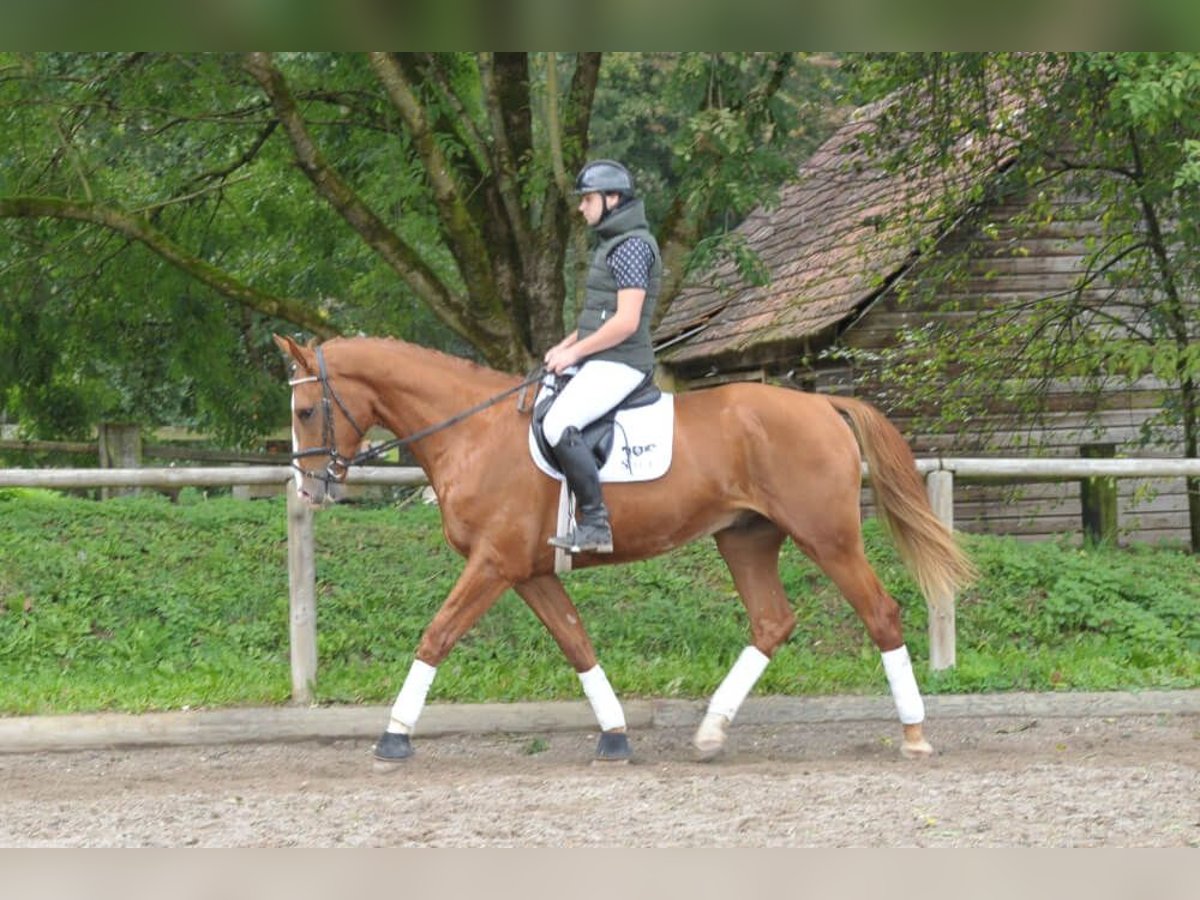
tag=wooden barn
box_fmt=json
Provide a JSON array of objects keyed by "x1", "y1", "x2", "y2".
[{"x1": 652, "y1": 100, "x2": 1194, "y2": 545}]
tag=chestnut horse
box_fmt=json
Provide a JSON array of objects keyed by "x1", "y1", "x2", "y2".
[{"x1": 275, "y1": 334, "x2": 975, "y2": 765}]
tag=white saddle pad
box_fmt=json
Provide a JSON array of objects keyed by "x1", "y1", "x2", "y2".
[{"x1": 528, "y1": 389, "x2": 675, "y2": 483}]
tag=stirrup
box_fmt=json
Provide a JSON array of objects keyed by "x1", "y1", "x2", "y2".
[{"x1": 548, "y1": 523, "x2": 613, "y2": 554}]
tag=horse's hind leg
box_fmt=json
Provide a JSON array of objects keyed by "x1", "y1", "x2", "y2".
[
  {"x1": 694, "y1": 520, "x2": 796, "y2": 760},
  {"x1": 806, "y1": 532, "x2": 934, "y2": 759},
  {"x1": 514, "y1": 574, "x2": 632, "y2": 763}
]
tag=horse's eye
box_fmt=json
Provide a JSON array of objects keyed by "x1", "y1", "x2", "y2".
[{"x1": 297, "y1": 407, "x2": 315, "y2": 422}]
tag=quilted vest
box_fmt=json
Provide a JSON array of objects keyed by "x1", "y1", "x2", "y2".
[{"x1": 576, "y1": 199, "x2": 662, "y2": 373}]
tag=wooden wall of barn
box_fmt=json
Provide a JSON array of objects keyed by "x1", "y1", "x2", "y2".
[
  {"x1": 659, "y1": 179, "x2": 1194, "y2": 546},
  {"x1": 662, "y1": 194, "x2": 1195, "y2": 547},
  {"x1": 837, "y1": 189, "x2": 1192, "y2": 546}
]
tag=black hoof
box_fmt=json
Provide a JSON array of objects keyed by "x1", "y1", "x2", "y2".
[
  {"x1": 594, "y1": 730, "x2": 632, "y2": 762},
  {"x1": 373, "y1": 730, "x2": 414, "y2": 762}
]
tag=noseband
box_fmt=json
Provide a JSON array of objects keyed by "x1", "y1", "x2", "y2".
[
  {"x1": 288, "y1": 346, "x2": 368, "y2": 489},
  {"x1": 287, "y1": 347, "x2": 544, "y2": 490}
]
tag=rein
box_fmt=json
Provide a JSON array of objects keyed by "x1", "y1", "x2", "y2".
[{"x1": 289, "y1": 346, "x2": 545, "y2": 485}]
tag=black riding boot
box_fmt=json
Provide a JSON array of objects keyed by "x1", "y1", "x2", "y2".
[{"x1": 548, "y1": 426, "x2": 613, "y2": 553}]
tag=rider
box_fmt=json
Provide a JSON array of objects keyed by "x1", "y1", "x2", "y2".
[{"x1": 542, "y1": 159, "x2": 663, "y2": 554}]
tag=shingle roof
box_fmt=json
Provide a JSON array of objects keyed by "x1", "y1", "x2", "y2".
[{"x1": 654, "y1": 97, "x2": 1016, "y2": 368}]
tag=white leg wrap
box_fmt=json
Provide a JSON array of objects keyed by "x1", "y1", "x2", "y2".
[
  {"x1": 579, "y1": 665, "x2": 626, "y2": 732},
  {"x1": 387, "y1": 659, "x2": 437, "y2": 734},
  {"x1": 882, "y1": 645, "x2": 925, "y2": 725},
  {"x1": 706, "y1": 645, "x2": 770, "y2": 722}
]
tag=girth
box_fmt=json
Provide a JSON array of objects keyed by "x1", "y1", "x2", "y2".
[{"x1": 532, "y1": 371, "x2": 662, "y2": 472}]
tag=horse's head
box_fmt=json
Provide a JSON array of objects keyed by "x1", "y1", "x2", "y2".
[{"x1": 274, "y1": 334, "x2": 372, "y2": 504}]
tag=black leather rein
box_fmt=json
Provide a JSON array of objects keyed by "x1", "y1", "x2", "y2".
[{"x1": 288, "y1": 346, "x2": 544, "y2": 487}]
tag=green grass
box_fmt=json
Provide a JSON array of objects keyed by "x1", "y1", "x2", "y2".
[{"x1": 0, "y1": 487, "x2": 1197, "y2": 715}]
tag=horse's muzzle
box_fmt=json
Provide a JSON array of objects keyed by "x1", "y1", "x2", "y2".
[{"x1": 293, "y1": 466, "x2": 347, "y2": 505}]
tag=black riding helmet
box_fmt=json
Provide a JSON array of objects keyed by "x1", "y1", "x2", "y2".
[{"x1": 574, "y1": 159, "x2": 635, "y2": 198}]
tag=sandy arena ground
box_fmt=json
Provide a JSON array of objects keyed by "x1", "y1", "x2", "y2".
[{"x1": 1, "y1": 711, "x2": 1197, "y2": 847}]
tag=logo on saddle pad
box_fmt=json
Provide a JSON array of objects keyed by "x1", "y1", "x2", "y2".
[{"x1": 528, "y1": 378, "x2": 674, "y2": 483}]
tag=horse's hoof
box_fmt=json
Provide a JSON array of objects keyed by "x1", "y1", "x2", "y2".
[
  {"x1": 692, "y1": 740, "x2": 724, "y2": 762},
  {"x1": 692, "y1": 712, "x2": 729, "y2": 762},
  {"x1": 593, "y1": 730, "x2": 632, "y2": 764},
  {"x1": 900, "y1": 723, "x2": 934, "y2": 759},
  {"x1": 373, "y1": 730, "x2": 413, "y2": 770},
  {"x1": 900, "y1": 738, "x2": 934, "y2": 760}
]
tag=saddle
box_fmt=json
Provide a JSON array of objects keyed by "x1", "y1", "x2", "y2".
[{"x1": 528, "y1": 372, "x2": 674, "y2": 484}]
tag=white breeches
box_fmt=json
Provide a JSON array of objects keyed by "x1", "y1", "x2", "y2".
[{"x1": 541, "y1": 359, "x2": 648, "y2": 447}]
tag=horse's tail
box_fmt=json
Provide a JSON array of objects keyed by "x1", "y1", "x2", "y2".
[{"x1": 825, "y1": 395, "x2": 977, "y2": 609}]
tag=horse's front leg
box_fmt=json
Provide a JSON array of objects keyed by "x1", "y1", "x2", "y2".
[
  {"x1": 514, "y1": 574, "x2": 632, "y2": 763},
  {"x1": 374, "y1": 554, "x2": 510, "y2": 767}
]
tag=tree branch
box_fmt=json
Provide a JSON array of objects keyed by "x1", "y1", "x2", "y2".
[
  {"x1": 179, "y1": 120, "x2": 278, "y2": 196},
  {"x1": 418, "y1": 55, "x2": 491, "y2": 175},
  {"x1": 131, "y1": 172, "x2": 255, "y2": 215},
  {"x1": 244, "y1": 51, "x2": 510, "y2": 353},
  {"x1": 478, "y1": 52, "x2": 534, "y2": 260},
  {"x1": 539, "y1": 57, "x2": 600, "y2": 241},
  {"x1": 738, "y1": 52, "x2": 795, "y2": 121},
  {"x1": 559, "y1": 53, "x2": 602, "y2": 181},
  {"x1": 543, "y1": 53, "x2": 569, "y2": 194},
  {"x1": 365, "y1": 52, "x2": 506, "y2": 325},
  {"x1": 537, "y1": 53, "x2": 601, "y2": 320},
  {"x1": 654, "y1": 194, "x2": 704, "y2": 329},
  {"x1": 0, "y1": 195, "x2": 338, "y2": 338}
]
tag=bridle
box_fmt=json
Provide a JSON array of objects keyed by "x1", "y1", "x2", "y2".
[
  {"x1": 288, "y1": 346, "x2": 544, "y2": 490},
  {"x1": 288, "y1": 346, "x2": 368, "y2": 487}
]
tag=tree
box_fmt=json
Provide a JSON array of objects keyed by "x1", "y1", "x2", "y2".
[
  {"x1": 1, "y1": 52, "x2": 831, "y2": 442},
  {"x1": 844, "y1": 52, "x2": 1200, "y2": 550}
]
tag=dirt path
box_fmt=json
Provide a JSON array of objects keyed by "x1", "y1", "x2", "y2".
[{"x1": 1, "y1": 712, "x2": 1196, "y2": 847}]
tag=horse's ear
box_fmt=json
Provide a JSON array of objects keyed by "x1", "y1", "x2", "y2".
[{"x1": 273, "y1": 334, "x2": 316, "y2": 375}]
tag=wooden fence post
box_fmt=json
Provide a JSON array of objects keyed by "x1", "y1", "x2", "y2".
[
  {"x1": 1080, "y1": 443, "x2": 1118, "y2": 545},
  {"x1": 97, "y1": 423, "x2": 142, "y2": 499},
  {"x1": 925, "y1": 469, "x2": 956, "y2": 670},
  {"x1": 286, "y1": 480, "x2": 318, "y2": 704}
]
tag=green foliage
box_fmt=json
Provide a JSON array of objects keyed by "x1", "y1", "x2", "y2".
[
  {"x1": 0, "y1": 489, "x2": 292, "y2": 712},
  {"x1": 1, "y1": 52, "x2": 847, "y2": 442},
  {"x1": 0, "y1": 490, "x2": 1196, "y2": 715},
  {"x1": 841, "y1": 53, "x2": 1200, "y2": 548},
  {"x1": 955, "y1": 536, "x2": 1199, "y2": 686},
  {"x1": 0, "y1": 53, "x2": 359, "y2": 443},
  {"x1": 590, "y1": 52, "x2": 847, "y2": 280}
]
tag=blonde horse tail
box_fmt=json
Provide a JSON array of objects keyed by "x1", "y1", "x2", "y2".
[{"x1": 825, "y1": 395, "x2": 977, "y2": 610}]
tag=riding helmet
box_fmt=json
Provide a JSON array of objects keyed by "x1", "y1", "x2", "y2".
[{"x1": 574, "y1": 159, "x2": 635, "y2": 197}]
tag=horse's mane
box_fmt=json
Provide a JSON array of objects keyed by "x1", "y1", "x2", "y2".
[{"x1": 326, "y1": 336, "x2": 521, "y2": 390}]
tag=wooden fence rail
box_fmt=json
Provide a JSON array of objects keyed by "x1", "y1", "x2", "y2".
[
  {"x1": 2, "y1": 458, "x2": 1198, "y2": 699},
  {"x1": 0, "y1": 438, "x2": 292, "y2": 466}
]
